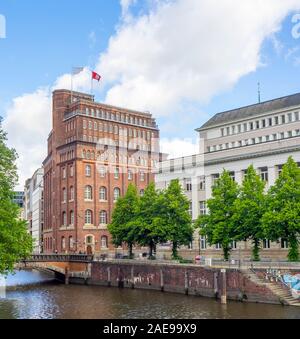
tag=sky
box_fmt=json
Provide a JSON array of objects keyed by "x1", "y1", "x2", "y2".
[{"x1": 1, "y1": 0, "x2": 300, "y2": 189}]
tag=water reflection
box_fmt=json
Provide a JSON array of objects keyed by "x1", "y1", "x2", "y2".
[{"x1": 0, "y1": 270, "x2": 299, "y2": 319}]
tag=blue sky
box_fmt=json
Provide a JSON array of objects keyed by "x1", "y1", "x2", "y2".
[{"x1": 1, "y1": 0, "x2": 300, "y2": 187}]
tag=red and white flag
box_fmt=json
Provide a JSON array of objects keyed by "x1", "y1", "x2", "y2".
[{"x1": 92, "y1": 71, "x2": 101, "y2": 82}]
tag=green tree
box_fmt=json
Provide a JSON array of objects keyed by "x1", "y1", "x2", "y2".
[
  {"x1": 108, "y1": 184, "x2": 139, "y2": 258},
  {"x1": 135, "y1": 183, "x2": 166, "y2": 258},
  {"x1": 233, "y1": 165, "x2": 266, "y2": 261},
  {"x1": 196, "y1": 170, "x2": 239, "y2": 260},
  {"x1": 160, "y1": 179, "x2": 193, "y2": 259},
  {"x1": 0, "y1": 119, "x2": 33, "y2": 275},
  {"x1": 262, "y1": 157, "x2": 300, "y2": 262}
]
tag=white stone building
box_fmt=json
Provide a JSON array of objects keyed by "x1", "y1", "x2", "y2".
[
  {"x1": 155, "y1": 93, "x2": 300, "y2": 260},
  {"x1": 24, "y1": 168, "x2": 44, "y2": 253}
]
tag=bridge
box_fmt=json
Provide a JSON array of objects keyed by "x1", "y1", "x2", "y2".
[{"x1": 18, "y1": 254, "x2": 94, "y2": 284}]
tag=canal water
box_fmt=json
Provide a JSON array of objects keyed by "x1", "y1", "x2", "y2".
[{"x1": 0, "y1": 269, "x2": 299, "y2": 319}]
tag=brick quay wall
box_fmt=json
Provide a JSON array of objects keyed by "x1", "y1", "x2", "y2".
[{"x1": 76, "y1": 261, "x2": 282, "y2": 305}]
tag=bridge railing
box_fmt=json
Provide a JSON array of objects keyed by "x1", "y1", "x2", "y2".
[{"x1": 24, "y1": 254, "x2": 94, "y2": 262}]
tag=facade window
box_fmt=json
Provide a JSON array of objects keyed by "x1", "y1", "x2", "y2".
[
  {"x1": 199, "y1": 201, "x2": 206, "y2": 216},
  {"x1": 231, "y1": 241, "x2": 237, "y2": 249},
  {"x1": 260, "y1": 167, "x2": 268, "y2": 182},
  {"x1": 262, "y1": 119, "x2": 266, "y2": 128},
  {"x1": 100, "y1": 211, "x2": 107, "y2": 224},
  {"x1": 229, "y1": 171, "x2": 235, "y2": 181},
  {"x1": 288, "y1": 113, "x2": 293, "y2": 123},
  {"x1": 263, "y1": 239, "x2": 271, "y2": 249},
  {"x1": 188, "y1": 202, "x2": 192, "y2": 217},
  {"x1": 85, "y1": 165, "x2": 91, "y2": 177},
  {"x1": 70, "y1": 166, "x2": 74, "y2": 177},
  {"x1": 61, "y1": 237, "x2": 66, "y2": 250},
  {"x1": 200, "y1": 236, "x2": 207, "y2": 250},
  {"x1": 199, "y1": 177, "x2": 206, "y2": 191},
  {"x1": 70, "y1": 211, "x2": 74, "y2": 226},
  {"x1": 85, "y1": 210, "x2": 93, "y2": 224},
  {"x1": 99, "y1": 187, "x2": 107, "y2": 201},
  {"x1": 268, "y1": 118, "x2": 272, "y2": 127},
  {"x1": 99, "y1": 166, "x2": 106, "y2": 178},
  {"x1": 186, "y1": 179, "x2": 192, "y2": 192},
  {"x1": 70, "y1": 186, "x2": 74, "y2": 201},
  {"x1": 288, "y1": 131, "x2": 292, "y2": 138},
  {"x1": 114, "y1": 188, "x2": 121, "y2": 201},
  {"x1": 114, "y1": 167, "x2": 120, "y2": 179},
  {"x1": 62, "y1": 188, "x2": 67, "y2": 203},
  {"x1": 216, "y1": 243, "x2": 222, "y2": 250},
  {"x1": 274, "y1": 116, "x2": 279, "y2": 125},
  {"x1": 295, "y1": 112, "x2": 299, "y2": 121},
  {"x1": 212, "y1": 174, "x2": 220, "y2": 186},
  {"x1": 221, "y1": 128, "x2": 224, "y2": 137},
  {"x1": 277, "y1": 164, "x2": 284, "y2": 176},
  {"x1": 101, "y1": 236, "x2": 108, "y2": 248},
  {"x1": 69, "y1": 236, "x2": 74, "y2": 249},
  {"x1": 85, "y1": 185, "x2": 93, "y2": 200},
  {"x1": 281, "y1": 115, "x2": 286, "y2": 124},
  {"x1": 62, "y1": 212, "x2": 67, "y2": 226},
  {"x1": 256, "y1": 121, "x2": 260, "y2": 129},
  {"x1": 140, "y1": 189, "x2": 145, "y2": 197},
  {"x1": 83, "y1": 120, "x2": 87, "y2": 129},
  {"x1": 140, "y1": 171, "x2": 145, "y2": 182},
  {"x1": 281, "y1": 239, "x2": 288, "y2": 249},
  {"x1": 128, "y1": 169, "x2": 133, "y2": 181},
  {"x1": 238, "y1": 124, "x2": 242, "y2": 133},
  {"x1": 62, "y1": 167, "x2": 66, "y2": 179}
]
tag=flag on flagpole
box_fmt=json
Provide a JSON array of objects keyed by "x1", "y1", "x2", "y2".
[{"x1": 92, "y1": 71, "x2": 101, "y2": 82}]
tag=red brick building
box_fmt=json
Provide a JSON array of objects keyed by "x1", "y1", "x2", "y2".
[{"x1": 43, "y1": 89, "x2": 161, "y2": 254}]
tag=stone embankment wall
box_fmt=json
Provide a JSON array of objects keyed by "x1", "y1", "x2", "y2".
[{"x1": 88, "y1": 261, "x2": 280, "y2": 304}]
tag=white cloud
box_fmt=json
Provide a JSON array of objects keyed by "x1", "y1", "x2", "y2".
[
  {"x1": 160, "y1": 138, "x2": 199, "y2": 159},
  {"x1": 2, "y1": 88, "x2": 51, "y2": 188},
  {"x1": 97, "y1": 0, "x2": 300, "y2": 115}
]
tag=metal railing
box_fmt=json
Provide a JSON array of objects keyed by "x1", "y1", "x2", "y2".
[{"x1": 24, "y1": 254, "x2": 94, "y2": 263}]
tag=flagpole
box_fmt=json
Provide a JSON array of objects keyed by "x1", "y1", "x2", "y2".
[{"x1": 71, "y1": 67, "x2": 74, "y2": 105}]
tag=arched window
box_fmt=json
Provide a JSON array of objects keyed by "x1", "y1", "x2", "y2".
[
  {"x1": 62, "y1": 188, "x2": 67, "y2": 203},
  {"x1": 86, "y1": 235, "x2": 94, "y2": 245},
  {"x1": 69, "y1": 236, "x2": 74, "y2": 249},
  {"x1": 85, "y1": 210, "x2": 93, "y2": 224},
  {"x1": 113, "y1": 188, "x2": 121, "y2": 201},
  {"x1": 85, "y1": 165, "x2": 91, "y2": 177},
  {"x1": 70, "y1": 186, "x2": 74, "y2": 201},
  {"x1": 101, "y1": 236, "x2": 108, "y2": 249},
  {"x1": 99, "y1": 187, "x2": 107, "y2": 201},
  {"x1": 85, "y1": 185, "x2": 93, "y2": 200},
  {"x1": 62, "y1": 212, "x2": 67, "y2": 226},
  {"x1": 100, "y1": 211, "x2": 107, "y2": 225},
  {"x1": 70, "y1": 210, "x2": 74, "y2": 225},
  {"x1": 114, "y1": 167, "x2": 120, "y2": 179},
  {"x1": 61, "y1": 237, "x2": 66, "y2": 250}
]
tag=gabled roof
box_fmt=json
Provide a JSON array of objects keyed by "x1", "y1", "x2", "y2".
[{"x1": 197, "y1": 92, "x2": 300, "y2": 131}]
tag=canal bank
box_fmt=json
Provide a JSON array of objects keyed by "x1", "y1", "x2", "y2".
[
  {"x1": 2, "y1": 269, "x2": 300, "y2": 319},
  {"x1": 67, "y1": 261, "x2": 300, "y2": 306}
]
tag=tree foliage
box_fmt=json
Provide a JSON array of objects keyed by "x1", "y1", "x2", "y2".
[
  {"x1": 160, "y1": 179, "x2": 194, "y2": 259},
  {"x1": 0, "y1": 119, "x2": 33, "y2": 274},
  {"x1": 197, "y1": 170, "x2": 239, "y2": 260},
  {"x1": 108, "y1": 183, "x2": 140, "y2": 258},
  {"x1": 262, "y1": 157, "x2": 300, "y2": 262},
  {"x1": 233, "y1": 165, "x2": 266, "y2": 261},
  {"x1": 135, "y1": 183, "x2": 166, "y2": 257}
]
